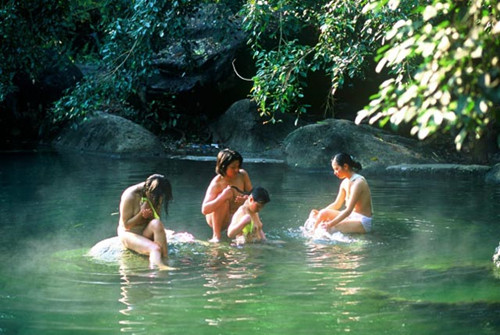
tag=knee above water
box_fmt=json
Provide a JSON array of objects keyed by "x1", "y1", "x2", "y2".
[
  {"x1": 149, "y1": 219, "x2": 165, "y2": 231},
  {"x1": 149, "y1": 242, "x2": 162, "y2": 253}
]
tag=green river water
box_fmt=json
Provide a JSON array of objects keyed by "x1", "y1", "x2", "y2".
[{"x1": 0, "y1": 152, "x2": 499, "y2": 335}]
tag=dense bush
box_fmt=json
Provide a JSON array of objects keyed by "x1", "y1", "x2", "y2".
[
  {"x1": 1, "y1": 0, "x2": 498, "y2": 151},
  {"x1": 356, "y1": 0, "x2": 500, "y2": 150},
  {"x1": 240, "y1": 0, "x2": 420, "y2": 124}
]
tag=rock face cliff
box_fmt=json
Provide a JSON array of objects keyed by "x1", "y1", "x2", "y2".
[{"x1": 146, "y1": 3, "x2": 249, "y2": 122}]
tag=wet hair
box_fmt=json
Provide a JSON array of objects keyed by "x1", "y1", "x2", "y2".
[
  {"x1": 143, "y1": 174, "x2": 173, "y2": 214},
  {"x1": 332, "y1": 153, "x2": 362, "y2": 171},
  {"x1": 215, "y1": 149, "x2": 243, "y2": 176},
  {"x1": 251, "y1": 186, "x2": 270, "y2": 204}
]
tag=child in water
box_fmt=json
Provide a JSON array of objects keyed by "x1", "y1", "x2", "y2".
[
  {"x1": 202, "y1": 149, "x2": 253, "y2": 242},
  {"x1": 227, "y1": 186, "x2": 270, "y2": 244}
]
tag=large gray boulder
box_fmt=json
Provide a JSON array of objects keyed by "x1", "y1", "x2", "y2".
[
  {"x1": 52, "y1": 112, "x2": 165, "y2": 157},
  {"x1": 284, "y1": 119, "x2": 441, "y2": 171},
  {"x1": 209, "y1": 99, "x2": 304, "y2": 158}
]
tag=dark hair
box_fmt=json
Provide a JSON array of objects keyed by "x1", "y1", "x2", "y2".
[
  {"x1": 251, "y1": 186, "x2": 270, "y2": 204},
  {"x1": 143, "y1": 174, "x2": 173, "y2": 214},
  {"x1": 332, "y1": 153, "x2": 362, "y2": 171},
  {"x1": 215, "y1": 149, "x2": 243, "y2": 176}
]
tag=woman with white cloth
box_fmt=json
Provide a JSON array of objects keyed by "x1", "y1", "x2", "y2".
[{"x1": 308, "y1": 153, "x2": 373, "y2": 234}]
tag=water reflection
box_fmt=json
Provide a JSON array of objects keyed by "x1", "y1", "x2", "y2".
[{"x1": 201, "y1": 244, "x2": 266, "y2": 327}]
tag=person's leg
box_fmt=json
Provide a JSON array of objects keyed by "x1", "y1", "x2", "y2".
[
  {"x1": 119, "y1": 229, "x2": 173, "y2": 270},
  {"x1": 142, "y1": 219, "x2": 168, "y2": 257},
  {"x1": 205, "y1": 200, "x2": 230, "y2": 242},
  {"x1": 314, "y1": 208, "x2": 340, "y2": 229},
  {"x1": 333, "y1": 219, "x2": 366, "y2": 234}
]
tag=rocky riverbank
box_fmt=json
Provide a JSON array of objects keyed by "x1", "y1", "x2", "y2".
[{"x1": 50, "y1": 99, "x2": 500, "y2": 184}]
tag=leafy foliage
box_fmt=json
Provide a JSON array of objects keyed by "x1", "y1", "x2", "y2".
[
  {"x1": 2, "y1": 0, "x2": 499, "y2": 152},
  {"x1": 356, "y1": 0, "x2": 500, "y2": 150},
  {"x1": 48, "y1": 0, "x2": 239, "y2": 134},
  {"x1": 0, "y1": 0, "x2": 83, "y2": 101},
  {"x1": 49, "y1": 0, "x2": 194, "y2": 131},
  {"x1": 240, "y1": 0, "x2": 419, "y2": 123}
]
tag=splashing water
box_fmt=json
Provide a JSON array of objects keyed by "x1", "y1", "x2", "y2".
[{"x1": 300, "y1": 217, "x2": 356, "y2": 243}]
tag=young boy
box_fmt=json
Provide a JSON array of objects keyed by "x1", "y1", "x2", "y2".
[{"x1": 227, "y1": 187, "x2": 270, "y2": 244}]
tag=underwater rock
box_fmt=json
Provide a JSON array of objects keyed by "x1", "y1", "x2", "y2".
[{"x1": 87, "y1": 230, "x2": 197, "y2": 263}]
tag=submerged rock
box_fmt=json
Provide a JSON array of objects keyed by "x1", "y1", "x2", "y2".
[
  {"x1": 87, "y1": 230, "x2": 200, "y2": 264},
  {"x1": 386, "y1": 164, "x2": 491, "y2": 178}
]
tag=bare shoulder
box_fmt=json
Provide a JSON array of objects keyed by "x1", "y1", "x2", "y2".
[
  {"x1": 121, "y1": 183, "x2": 139, "y2": 200},
  {"x1": 353, "y1": 176, "x2": 370, "y2": 191},
  {"x1": 340, "y1": 178, "x2": 350, "y2": 188},
  {"x1": 238, "y1": 169, "x2": 252, "y2": 188},
  {"x1": 207, "y1": 175, "x2": 224, "y2": 194}
]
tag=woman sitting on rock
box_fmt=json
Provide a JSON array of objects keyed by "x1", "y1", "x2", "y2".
[{"x1": 117, "y1": 174, "x2": 175, "y2": 270}]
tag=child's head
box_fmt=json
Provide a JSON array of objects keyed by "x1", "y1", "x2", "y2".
[
  {"x1": 249, "y1": 186, "x2": 270, "y2": 212},
  {"x1": 215, "y1": 149, "x2": 243, "y2": 176}
]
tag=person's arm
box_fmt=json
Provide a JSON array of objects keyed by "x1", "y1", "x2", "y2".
[
  {"x1": 201, "y1": 182, "x2": 233, "y2": 215},
  {"x1": 324, "y1": 180, "x2": 347, "y2": 211},
  {"x1": 259, "y1": 228, "x2": 266, "y2": 240},
  {"x1": 323, "y1": 181, "x2": 361, "y2": 229},
  {"x1": 227, "y1": 212, "x2": 250, "y2": 238},
  {"x1": 252, "y1": 213, "x2": 263, "y2": 231},
  {"x1": 119, "y1": 193, "x2": 149, "y2": 230},
  {"x1": 233, "y1": 170, "x2": 253, "y2": 206},
  {"x1": 254, "y1": 214, "x2": 266, "y2": 240}
]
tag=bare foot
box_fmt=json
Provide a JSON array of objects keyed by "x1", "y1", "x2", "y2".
[
  {"x1": 154, "y1": 264, "x2": 178, "y2": 271},
  {"x1": 209, "y1": 237, "x2": 220, "y2": 243}
]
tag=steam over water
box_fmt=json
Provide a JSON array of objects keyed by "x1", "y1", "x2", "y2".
[{"x1": 1, "y1": 152, "x2": 499, "y2": 335}]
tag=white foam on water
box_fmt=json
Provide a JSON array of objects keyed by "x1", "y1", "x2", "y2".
[{"x1": 300, "y1": 218, "x2": 356, "y2": 243}]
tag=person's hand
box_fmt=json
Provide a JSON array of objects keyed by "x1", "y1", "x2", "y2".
[
  {"x1": 253, "y1": 219, "x2": 263, "y2": 231},
  {"x1": 220, "y1": 186, "x2": 234, "y2": 201},
  {"x1": 318, "y1": 221, "x2": 331, "y2": 230},
  {"x1": 234, "y1": 194, "x2": 248, "y2": 205},
  {"x1": 141, "y1": 201, "x2": 154, "y2": 219}
]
